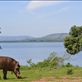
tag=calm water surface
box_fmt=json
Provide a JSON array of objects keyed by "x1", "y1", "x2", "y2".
[{"x1": 0, "y1": 42, "x2": 82, "y2": 66}]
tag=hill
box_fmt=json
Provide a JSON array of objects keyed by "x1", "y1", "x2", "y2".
[
  {"x1": 0, "y1": 33, "x2": 68, "y2": 42},
  {"x1": 33, "y1": 33, "x2": 68, "y2": 42}
]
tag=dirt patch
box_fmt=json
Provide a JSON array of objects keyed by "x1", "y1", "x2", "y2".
[
  {"x1": 32, "y1": 77, "x2": 82, "y2": 82},
  {"x1": 32, "y1": 77, "x2": 49, "y2": 82}
]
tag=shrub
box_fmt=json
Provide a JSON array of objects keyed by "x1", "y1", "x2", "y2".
[
  {"x1": 27, "y1": 52, "x2": 65, "y2": 69},
  {"x1": 66, "y1": 63, "x2": 73, "y2": 67},
  {"x1": 67, "y1": 69, "x2": 73, "y2": 75}
]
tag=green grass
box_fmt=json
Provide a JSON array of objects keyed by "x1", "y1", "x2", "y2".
[{"x1": 0, "y1": 66, "x2": 82, "y2": 82}]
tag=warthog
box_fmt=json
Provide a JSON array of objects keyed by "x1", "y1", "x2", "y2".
[{"x1": 0, "y1": 56, "x2": 21, "y2": 79}]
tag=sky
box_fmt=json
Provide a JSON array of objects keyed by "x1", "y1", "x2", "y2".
[{"x1": 0, "y1": 1, "x2": 82, "y2": 37}]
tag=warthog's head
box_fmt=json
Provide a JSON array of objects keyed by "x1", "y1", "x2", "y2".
[{"x1": 14, "y1": 62, "x2": 21, "y2": 78}]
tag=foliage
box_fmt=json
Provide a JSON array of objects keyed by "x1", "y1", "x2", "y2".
[
  {"x1": 64, "y1": 25, "x2": 82, "y2": 55},
  {"x1": 0, "y1": 66, "x2": 81, "y2": 82},
  {"x1": 65, "y1": 63, "x2": 73, "y2": 67},
  {"x1": 27, "y1": 59, "x2": 34, "y2": 66},
  {"x1": 67, "y1": 69, "x2": 73, "y2": 75},
  {"x1": 27, "y1": 52, "x2": 64, "y2": 69},
  {"x1": 48, "y1": 52, "x2": 64, "y2": 68}
]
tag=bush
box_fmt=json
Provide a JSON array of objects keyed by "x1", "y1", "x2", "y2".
[
  {"x1": 27, "y1": 52, "x2": 64, "y2": 69},
  {"x1": 66, "y1": 63, "x2": 73, "y2": 67},
  {"x1": 67, "y1": 69, "x2": 73, "y2": 75}
]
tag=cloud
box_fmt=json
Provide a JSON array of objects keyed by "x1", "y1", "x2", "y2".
[
  {"x1": 26, "y1": 1, "x2": 61, "y2": 11},
  {"x1": 35, "y1": 6, "x2": 70, "y2": 20}
]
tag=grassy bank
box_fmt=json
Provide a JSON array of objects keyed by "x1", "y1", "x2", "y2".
[
  {"x1": 0, "y1": 53, "x2": 81, "y2": 82},
  {"x1": 0, "y1": 66, "x2": 82, "y2": 82}
]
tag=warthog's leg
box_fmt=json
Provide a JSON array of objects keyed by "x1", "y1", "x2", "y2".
[{"x1": 3, "y1": 70, "x2": 7, "y2": 79}]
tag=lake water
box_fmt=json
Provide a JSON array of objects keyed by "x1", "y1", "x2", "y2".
[{"x1": 0, "y1": 42, "x2": 82, "y2": 66}]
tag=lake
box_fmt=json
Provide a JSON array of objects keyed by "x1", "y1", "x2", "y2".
[{"x1": 0, "y1": 42, "x2": 82, "y2": 66}]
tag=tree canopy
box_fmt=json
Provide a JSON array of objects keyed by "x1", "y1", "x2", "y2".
[{"x1": 64, "y1": 25, "x2": 82, "y2": 55}]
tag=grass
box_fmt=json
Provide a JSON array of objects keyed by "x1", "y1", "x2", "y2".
[{"x1": 0, "y1": 66, "x2": 82, "y2": 82}]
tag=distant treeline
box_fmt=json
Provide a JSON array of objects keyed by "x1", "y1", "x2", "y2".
[{"x1": 0, "y1": 33, "x2": 68, "y2": 42}]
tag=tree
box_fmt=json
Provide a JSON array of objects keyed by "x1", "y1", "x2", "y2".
[{"x1": 64, "y1": 25, "x2": 82, "y2": 55}]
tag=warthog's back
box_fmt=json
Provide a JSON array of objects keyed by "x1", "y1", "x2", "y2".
[{"x1": 0, "y1": 56, "x2": 17, "y2": 71}]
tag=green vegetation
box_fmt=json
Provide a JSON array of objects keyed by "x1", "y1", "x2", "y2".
[
  {"x1": 66, "y1": 69, "x2": 73, "y2": 75},
  {"x1": 0, "y1": 52, "x2": 81, "y2": 82},
  {"x1": 64, "y1": 25, "x2": 82, "y2": 55},
  {"x1": 0, "y1": 66, "x2": 81, "y2": 82},
  {"x1": 27, "y1": 52, "x2": 64, "y2": 69}
]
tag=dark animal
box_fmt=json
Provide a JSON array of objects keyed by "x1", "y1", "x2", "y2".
[{"x1": 0, "y1": 56, "x2": 21, "y2": 79}]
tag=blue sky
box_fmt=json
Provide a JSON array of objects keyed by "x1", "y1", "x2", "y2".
[{"x1": 0, "y1": 1, "x2": 82, "y2": 37}]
